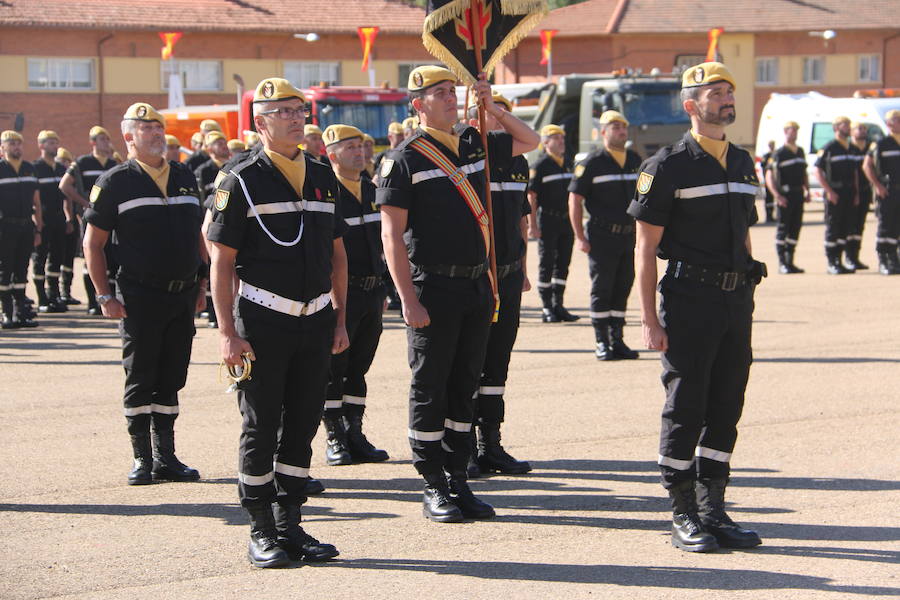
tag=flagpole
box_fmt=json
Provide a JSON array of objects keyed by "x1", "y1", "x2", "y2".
[{"x1": 470, "y1": 0, "x2": 500, "y2": 319}]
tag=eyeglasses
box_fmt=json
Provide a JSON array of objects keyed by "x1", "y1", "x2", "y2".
[{"x1": 257, "y1": 105, "x2": 311, "y2": 120}]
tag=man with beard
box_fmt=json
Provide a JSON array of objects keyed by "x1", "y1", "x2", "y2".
[
  {"x1": 766, "y1": 121, "x2": 809, "y2": 274},
  {"x1": 815, "y1": 116, "x2": 859, "y2": 274},
  {"x1": 863, "y1": 109, "x2": 900, "y2": 274},
  {"x1": 846, "y1": 121, "x2": 871, "y2": 271},
  {"x1": 629, "y1": 62, "x2": 765, "y2": 553},
  {"x1": 165, "y1": 135, "x2": 183, "y2": 164},
  {"x1": 303, "y1": 124, "x2": 330, "y2": 165}
]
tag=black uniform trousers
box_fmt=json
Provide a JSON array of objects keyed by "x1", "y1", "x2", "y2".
[
  {"x1": 774, "y1": 189, "x2": 805, "y2": 248},
  {"x1": 408, "y1": 275, "x2": 493, "y2": 475},
  {"x1": 235, "y1": 310, "x2": 335, "y2": 508},
  {"x1": 476, "y1": 268, "x2": 524, "y2": 424},
  {"x1": 61, "y1": 222, "x2": 79, "y2": 292},
  {"x1": 586, "y1": 224, "x2": 635, "y2": 326},
  {"x1": 0, "y1": 221, "x2": 34, "y2": 308},
  {"x1": 32, "y1": 218, "x2": 66, "y2": 294},
  {"x1": 849, "y1": 185, "x2": 871, "y2": 242},
  {"x1": 875, "y1": 188, "x2": 900, "y2": 253},
  {"x1": 118, "y1": 277, "x2": 196, "y2": 439},
  {"x1": 537, "y1": 212, "x2": 574, "y2": 288},
  {"x1": 823, "y1": 188, "x2": 855, "y2": 251},
  {"x1": 657, "y1": 276, "x2": 754, "y2": 489},
  {"x1": 326, "y1": 284, "x2": 385, "y2": 408}
]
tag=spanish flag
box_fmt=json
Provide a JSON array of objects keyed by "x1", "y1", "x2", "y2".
[
  {"x1": 539, "y1": 28, "x2": 558, "y2": 66},
  {"x1": 159, "y1": 32, "x2": 182, "y2": 61},
  {"x1": 706, "y1": 27, "x2": 724, "y2": 62},
  {"x1": 358, "y1": 27, "x2": 379, "y2": 72}
]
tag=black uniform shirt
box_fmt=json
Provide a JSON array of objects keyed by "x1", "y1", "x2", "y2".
[
  {"x1": 869, "y1": 135, "x2": 900, "y2": 185},
  {"x1": 207, "y1": 150, "x2": 347, "y2": 327},
  {"x1": 569, "y1": 147, "x2": 642, "y2": 224},
  {"x1": 376, "y1": 127, "x2": 512, "y2": 276},
  {"x1": 490, "y1": 154, "x2": 531, "y2": 265},
  {"x1": 851, "y1": 142, "x2": 871, "y2": 194},
  {"x1": 529, "y1": 152, "x2": 573, "y2": 215},
  {"x1": 338, "y1": 176, "x2": 385, "y2": 278},
  {"x1": 0, "y1": 159, "x2": 38, "y2": 220},
  {"x1": 627, "y1": 131, "x2": 759, "y2": 271},
  {"x1": 84, "y1": 160, "x2": 202, "y2": 281},
  {"x1": 69, "y1": 154, "x2": 115, "y2": 192},
  {"x1": 32, "y1": 159, "x2": 67, "y2": 224},
  {"x1": 194, "y1": 158, "x2": 223, "y2": 205},
  {"x1": 770, "y1": 145, "x2": 807, "y2": 189},
  {"x1": 184, "y1": 150, "x2": 210, "y2": 173},
  {"x1": 815, "y1": 139, "x2": 857, "y2": 189}
]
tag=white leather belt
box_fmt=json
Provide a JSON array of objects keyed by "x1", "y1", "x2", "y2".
[{"x1": 239, "y1": 282, "x2": 331, "y2": 317}]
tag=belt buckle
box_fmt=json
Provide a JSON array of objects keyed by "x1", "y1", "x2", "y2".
[
  {"x1": 449, "y1": 265, "x2": 458, "y2": 278},
  {"x1": 298, "y1": 301, "x2": 310, "y2": 316},
  {"x1": 449, "y1": 169, "x2": 466, "y2": 186},
  {"x1": 167, "y1": 280, "x2": 183, "y2": 293},
  {"x1": 721, "y1": 272, "x2": 738, "y2": 291},
  {"x1": 364, "y1": 276, "x2": 376, "y2": 291},
  {"x1": 611, "y1": 223, "x2": 621, "y2": 234}
]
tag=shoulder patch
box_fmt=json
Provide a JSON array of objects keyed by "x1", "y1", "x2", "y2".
[
  {"x1": 213, "y1": 170, "x2": 227, "y2": 188},
  {"x1": 574, "y1": 164, "x2": 586, "y2": 178},
  {"x1": 636, "y1": 172, "x2": 654, "y2": 195},
  {"x1": 214, "y1": 188, "x2": 230, "y2": 212},
  {"x1": 380, "y1": 158, "x2": 395, "y2": 178},
  {"x1": 870, "y1": 142, "x2": 878, "y2": 152},
  {"x1": 89, "y1": 185, "x2": 101, "y2": 204}
]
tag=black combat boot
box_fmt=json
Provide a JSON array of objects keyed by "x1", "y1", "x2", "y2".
[
  {"x1": 12, "y1": 290, "x2": 39, "y2": 327},
  {"x1": 538, "y1": 285, "x2": 559, "y2": 322},
  {"x1": 447, "y1": 471, "x2": 495, "y2": 519},
  {"x1": 34, "y1": 276, "x2": 51, "y2": 312},
  {"x1": 84, "y1": 273, "x2": 100, "y2": 314},
  {"x1": 777, "y1": 246, "x2": 790, "y2": 274},
  {"x1": 304, "y1": 477, "x2": 325, "y2": 495},
  {"x1": 422, "y1": 473, "x2": 464, "y2": 523},
  {"x1": 343, "y1": 403, "x2": 389, "y2": 463},
  {"x1": 151, "y1": 420, "x2": 200, "y2": 482},
  {"x1": 826, "y1": 247, "x2": 850, "y2": 274},
  {"x1": 552, "y1": 284, "x2": 580, "y2": 322},
  {"x1": 45, "y1": 275, "x2": 68, "y2": 313},
  {"x1": 476, "y1": 422, "x2": 531, "y2": 474},
  {"x1": 696, "y1": 478, "x2": 762, "y2": 548},
  {"x1": 593, "y1": 319, "x2": 615, "y2": 361},
  {"x1": 466, "y1": 427, "x2": 482, "y2": 478},
  {"x1": 783, "y1": 246, "x2": 804, "y2": 273},
  {"x1": 878, "y1": 250, "x2": 898, "y2": 275},
  {"x1": 273, "y1": 501, "x2": 339, "y2": 562},
  {"x1": 128, "y1": 434, "x2": 153, "y2": 485},
  {"x1": 1, "y1": 291, "x2": 18, "y2": 329},
  {"x1": 609, "y1": 321, "x2": 639, "y2": 360},
  {"x1": 60, "y1": 268, "x2": 81, "y2": 305},
  {"x1": 668, "y1": 480, "x2": 719, "y2": 552},
  {"x1": 322, "y1": 409, "x2": 353, "y2": 466},
  {"x1": 845, "y1": 240, "x2": 868, "y2": 270},
  {"x1": 246, "y1": 505, "x2": 291, "y2": 568}
]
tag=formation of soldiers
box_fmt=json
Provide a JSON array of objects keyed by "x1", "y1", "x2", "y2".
[{"x1": 3, "y1": 59, "x2": 898, "y2": 567}]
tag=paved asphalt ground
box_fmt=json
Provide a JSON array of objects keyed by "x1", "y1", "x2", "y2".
[{"x1": 2, "y1": 202, "x2": 898, "y2": 599}]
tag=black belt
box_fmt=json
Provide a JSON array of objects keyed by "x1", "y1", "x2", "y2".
[
  {"x1": 496, "y1": 259, "x2": 522, "y2": 279},
  {"x1": 668, "y1": 261, "x2": 748, "y2": 292},
  {"x1": 348, "y1": 274, "x2": 382, "y2": 291},
  {"x1": 780, "y1": 184, "x2": 804, "y2": 192},
  {"x1": 119, "y1": 269, "x2": 199, "y2": 293},
  {"x1": 419, "y1": 261, "x2": 489, "y2": 279},
  {"x1": 589, "y1": 217, "x2": 634, "y2": 235},
  {"x1": 829, "y1": 181, "x2": 853, "y2": 190},
  {"x1": 539, "y1": 207, "x2": 568, "y2": 218},
  {"x1": 0, "y1": 216, "x2": 33, "y2": 226}
]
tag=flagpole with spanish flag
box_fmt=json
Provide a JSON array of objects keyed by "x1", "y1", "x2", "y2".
[
  {"x1": 358, "y1": 27, "x2": 379, "y2": 87},
  {"x1": 706, "y1": 27, "x2": 724, "y2": 62},
  {"x1": 159, "y1": 32, "x2": 184, "y2": 109},
  {"x1": 540, "y1": 29, "x2": 558, "y2": 79}
]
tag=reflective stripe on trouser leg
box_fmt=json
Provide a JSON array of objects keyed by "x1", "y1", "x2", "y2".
[
  {"x1": 325, "y1": 285, "x2": 383, "y2": 410},
  {"x1": 477, "y1": 269, "x2": 523, "y2": 424}
]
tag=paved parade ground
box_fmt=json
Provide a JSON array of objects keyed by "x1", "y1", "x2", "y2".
[{"x1": 2, "y1": 203, "x2": 898, "y2": 599}]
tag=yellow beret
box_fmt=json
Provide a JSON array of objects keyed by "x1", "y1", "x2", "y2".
[
  {"x1": 56, "y1": 147, "x2": 73, "y2": 161},
  {"x1": 123, "y1": 102, "x2": 165, "y2": 125},
  {"x1": 165, "y1": 134, "x2": 180, "y2": 146},
  {"x1": 402, "y1": 116, "x2": 419, "y2": 130},
  {"x1": 1, "y1": 130, "x2": 23, "y2": 142},
  {"x1": 540, "y1": 124, "x2": 565, "y2": 137},
  {"x1": 468, "y1": 91, "x2": 513, "y2": 113},
  {"x1": 244, "y1": 131, "x2": 260, "y2": 145},
  {"x1": 205, "y1": 131, "x2": 226, "y2": 145},
  {"x1": 253, "y1": 77, "x2": 307, "y2": 103},
  {"x1": 832, "y1": 115, "x2": 850, "y2": 126},
  {"x1": 598, "y1": 110, "x2": 629, "y2": 127},
  {"x1": 682, "y1": 61, "x2": 737, "y2": 91},
  {"x1": 37, "y1": 130, "x2": 60, "y2": 142},
  {"x1": 363, "y1": 134, "x2": 375, "y2": 144},
  {"x1": 388, "y1": 121, "x2": 404, "y2": 135},
  {"x1": 783, "y1": 121, "x2": 800, "y2": 130},
  {"x1": 304, "y1": 124, "x2": 323, "y2": 137},
  {"x1": 850, "y1": 120, "x2": 866, "y2": 129},
  {"x1": 190, "y1": 132, "x2": 204, "y2": 145},
  {"x1": 227, "y1": 139, "x2": 247, "y2": 152},
  {"x1": 408, "y1": 65, "x2": 457, "y2": 92},
  {"x1": 199, "y1": 119, "x2": 222, "y2": 133},
  {"x1": 323, "y1": 124, "x2": 364, "y2": 146},
  {"x1": 112, "y1": 151, "x2": 124, "y2": 162},
  {"x1": 885, "y1": 109, "x2": 900, "y2": 121},
  {"x1": 89, "y1": 126, "x2": 110, "y2": 139}
]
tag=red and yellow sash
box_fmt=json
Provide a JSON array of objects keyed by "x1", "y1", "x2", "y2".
[{"x1": 409, "y1": 137, "x2": 490, "y2": 254}]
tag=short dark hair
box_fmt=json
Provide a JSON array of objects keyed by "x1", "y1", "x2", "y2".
[
  {"x1": 408, "y1": 90, "x2": 425, "y2": 114},
  {"x1": 680, "y1": 86, "x2": 702, "y2": 104}
]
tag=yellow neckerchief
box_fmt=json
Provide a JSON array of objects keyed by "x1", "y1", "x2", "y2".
[
  {"x1": 691, "y1": 129, "x2": 728, "y2": 170},
  {"x1": 365, "y1": 162, "x2": 375, "y2": 178},
  {"x1": 786, "y1": 143, "x2": 799, "y2": 154},
  {"x1": 335, "y1": 172, "x2": 362, "y2": 203},
  {"x1": 835, "y1": 136, "x2": 850, "y2": 150},
  {"x1": 892, "y1": 133, "x2": 900, "y2": 145},
  {"x1": 605, "y1": 145, "x2": 626, "y2": 169},
  {"x1": 422, "y1": 126, "x2": 460, "y2": 157},
  {"x1": 547, "y1": 152, "x2": 564, "y2": 168},
  {"x1": 265, "y1": 147, "x2": 306, "y2": 197},
  {"x1": 6, "y1": 157, "x2": 22, "y2": 173},
  {"x1": 852, "y1": 138, "x2": 867, "y2": 151},
  {"x1": 135, "y1": 158, "x2": 170, "y2": 197},
  {"x1": 212, "y1": 157, "x2": 225, "y2": 168}
]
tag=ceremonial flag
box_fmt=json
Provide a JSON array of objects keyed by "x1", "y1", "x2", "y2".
[
  {"x1": 358, "y1": 27, "x2": 379, "y2": 72},
  {"x1": 159, "y1": 32, "x2": 182, "y2": 61},
  {"x1": 706, "y1": 27, "x2": 724, "y2": 62},
  {"x1": 423, "y1": 0, "x2": 547, "y2": 85},
  {"x1": 539, "y1": 28, "x2": 557, "y2": 66}
]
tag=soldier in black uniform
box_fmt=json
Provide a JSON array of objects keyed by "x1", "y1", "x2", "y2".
[
  {"x1": 760, "y1": 140, "x2": 776, "y2": 223},
  {"x1": 374, "y1": 121, "x2": 405, "y2": 174},
  {"x1": 208, "y1": 77, "x2": 346, "y2": 568},
  {"x1": 378, "y1": 66, "x2": 539, "y2": 523},
  {"x1": 529, "y1": 124, "x2": 578, "y2": 323},
  {"x1": 815, "y1": 116, "x2": 859, "y2": 274},
  {"x1": 1, "y1": 130, "x2": 43, "y2": 328},
  {"x1": 317, "y1": 124, "x2": 390, "y2": 466},
  {"x1": 59, "y1": 125, "x2": 117, "y2": 313},
  {"x1": 765, "y1": 121, "x2": 809, "y2": 274},
  {"x1": 463, "y1": 93, "x2": 532, "y2": 477},
  {"x1": 303, "y1": 124, "x2": 330, "y2": 166},
  {"x1": 165, "y1": 134, "x2": 183, "y2": 164},
  {"x1": 83, "y1": 102, "x2": 205, "y2": 487},
  {"x1": 629, "y1": 62, "x2": 764, "y2": 553},
  {"x1": 846, "y1": 121, "x2": 871, "y2": 270},
  {"x1": 31, "y1": 130, "x2": 73, "y2": 313},
  {"x1": 863, "y1": 109, "x2": 900, "y2": 274},
  {"x1": 184, "y1": 131, "x2": 208, "y2": 172},
  {"x1": 569, "y1": 110, "x2": 642, "y2": 361}
]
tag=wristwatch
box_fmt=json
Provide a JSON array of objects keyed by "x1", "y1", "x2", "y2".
[{"x1": 97, "y1": 294, "x2": 114, "y2": 305}]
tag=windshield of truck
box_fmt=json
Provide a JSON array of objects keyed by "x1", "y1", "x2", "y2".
[
  {"x1": 315, "y1": 101, "x2": 408, "y2": 140},
  {"x1": 620, "y1": 90, "x2": 689, "y2": 126}
]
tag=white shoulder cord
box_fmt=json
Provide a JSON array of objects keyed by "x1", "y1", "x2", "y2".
[{"x1": 230, "y1": 169, "x2": 303, "y2": 247}]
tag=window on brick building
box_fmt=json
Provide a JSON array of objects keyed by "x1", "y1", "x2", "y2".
[
  {"x1": 284, "y1": 62, "x2": 341, "y2": 88},
  {"x1": 858, "y1": 55, "x2": 880, "y2": 83},
  {"x1": 802, "y1": 57, "x2": 824, "y2": 84},
  {"x1": 398, "y1": 63, "x2": 433, "y2": 88},
  {"x1": 756, "y1": 58, "x2": 779, "y2": 85},
  {"x1": 161, "y1": 60, "x2": 223, "y2": 92},
  {"x1": 28, "y1": 58, "x2": 95, "y2": 90}
]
